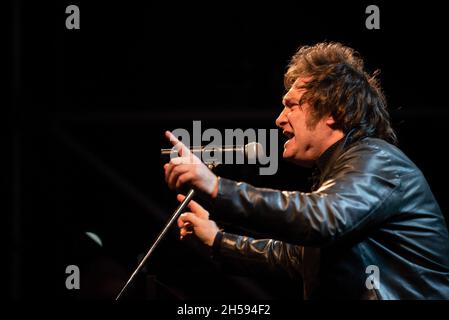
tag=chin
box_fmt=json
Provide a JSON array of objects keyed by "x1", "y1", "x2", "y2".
[{"x1": 282, "y1": 150, "x2": 295, "y2": 161}]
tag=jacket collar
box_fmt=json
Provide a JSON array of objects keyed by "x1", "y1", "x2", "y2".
[{"x1": 315, "y1": 138, "x2": 344, "y2": 173}]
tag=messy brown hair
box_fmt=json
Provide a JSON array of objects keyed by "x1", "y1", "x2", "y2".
[{"x1": 284, "y1": 42, "x2": 397, "y2": 144}]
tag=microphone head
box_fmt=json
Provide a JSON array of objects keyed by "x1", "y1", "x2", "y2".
[{"x1": 244, "y1": 142, "x2": 264, "y2": 161}]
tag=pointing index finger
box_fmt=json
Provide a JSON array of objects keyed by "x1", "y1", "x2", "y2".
[{"x1": 165, "y1": 130, "x2": 191, "y2": 157}]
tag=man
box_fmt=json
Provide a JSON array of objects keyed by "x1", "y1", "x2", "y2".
[{"x1": 163, "y1": 42, "x2": 449, "y2": 299}]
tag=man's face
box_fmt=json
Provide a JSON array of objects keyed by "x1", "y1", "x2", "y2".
[{"x1": 276, "y1": 78, "x2": 335, "y2": 167}]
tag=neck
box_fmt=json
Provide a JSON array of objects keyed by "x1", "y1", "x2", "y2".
[{"x1": 318, "y1": 130, "x2": 345, "y2": 158}]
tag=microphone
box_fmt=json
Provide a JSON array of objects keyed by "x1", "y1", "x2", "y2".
[{"x1": 161, "y1": 142, "x2": 264, "y2": 164}]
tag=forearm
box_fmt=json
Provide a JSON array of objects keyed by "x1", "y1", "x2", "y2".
[
  {"x1": 212, "y1": 178, "x2": 314, "y2": 244},
  {"x1": 212, "y1": 231, "x2": 303, "y2": 279},
  {"x1": 212, "y1": 175, "x2": 399, "y2": 246}
]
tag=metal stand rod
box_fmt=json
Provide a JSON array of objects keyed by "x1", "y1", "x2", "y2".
[{"x1": 115, "y1": 188, "x2": 196, "y2": 300}]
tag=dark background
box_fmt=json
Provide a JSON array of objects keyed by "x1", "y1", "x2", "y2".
[{"x1": 7, "y1": 1, "x2": 449, "y2": 300}]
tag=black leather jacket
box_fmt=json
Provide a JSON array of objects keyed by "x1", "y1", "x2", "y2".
[{"x1": 211, "y1": 137, "x2": 449, "y2": 299}]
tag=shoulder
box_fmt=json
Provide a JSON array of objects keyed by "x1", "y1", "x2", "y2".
[
  {"x1": 336, "y1": 137, "x2": 419, "y2": 178},
  {"x1": 346, "y1": 137, "x2": 399, "y2": 156}
]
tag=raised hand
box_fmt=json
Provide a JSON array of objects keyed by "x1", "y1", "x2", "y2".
[{"x1": 163, "y1": 131, "x2": 219, "y2": 198}]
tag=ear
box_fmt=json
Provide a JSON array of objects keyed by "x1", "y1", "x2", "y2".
[{"x1": 325, "y1": 115, "x2": 336, "y2": 127}]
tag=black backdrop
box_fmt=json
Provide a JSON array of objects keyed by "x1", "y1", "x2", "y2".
[{"x1": 7, "y1": 1, "x2": 449, "y2": 300}]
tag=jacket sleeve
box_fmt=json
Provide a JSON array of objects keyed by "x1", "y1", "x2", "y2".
[
  {"x1": 213, "y1": 231, "x2": 303, "y2": 279},
  {"x1": 212, "y1": 143, "x2": 401, "y2": 247}
]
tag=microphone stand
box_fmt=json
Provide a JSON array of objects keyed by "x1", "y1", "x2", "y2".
[{"x1": 115, "y1": 163, "x2": 217, "y2": 300}]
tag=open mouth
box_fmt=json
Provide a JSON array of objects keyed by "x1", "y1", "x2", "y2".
[
  {"x1": 283, "y1": 130, "x2": 295, "y2": 148},
  {"x1": 283, "y1": 130, "x2": 294, "y2": 139}
]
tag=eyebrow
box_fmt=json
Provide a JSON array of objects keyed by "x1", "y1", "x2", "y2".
[
  {"x1": 293, "y1": 82, "x2": 307, "y2": 90},
  {"x1": 282, "y1": 95, "x2": 298, "y2": 107}
]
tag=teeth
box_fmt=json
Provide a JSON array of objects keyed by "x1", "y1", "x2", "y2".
[{"x1": 283, "y1": 131, "x2": 294, "y2": 139}]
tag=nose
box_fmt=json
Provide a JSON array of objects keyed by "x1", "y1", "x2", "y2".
[{"x1": 276, "y1": 107, "x2": 289, "y2": 129}]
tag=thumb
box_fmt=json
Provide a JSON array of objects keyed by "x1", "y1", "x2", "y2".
[{"x1": 178, "y1": 212, "x2": 202, "y2": 227}]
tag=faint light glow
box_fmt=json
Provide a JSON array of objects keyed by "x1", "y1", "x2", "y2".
[{"x1": 85, "y1": 231, "x2": 103, "y2": 247}]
